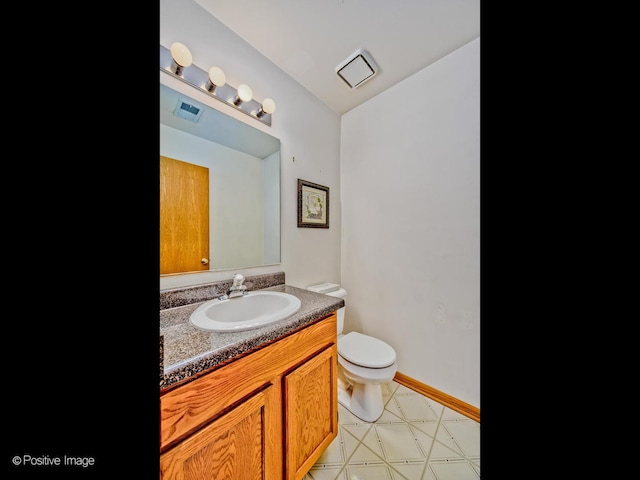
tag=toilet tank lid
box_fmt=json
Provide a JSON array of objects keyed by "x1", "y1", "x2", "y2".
[{"x1": 307, "y1": 282, "x2": 340, "y2": 294}]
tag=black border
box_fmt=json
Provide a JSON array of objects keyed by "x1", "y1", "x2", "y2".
[{"x1": 3, "y1": 5, "x2": 160, "y2": 478}]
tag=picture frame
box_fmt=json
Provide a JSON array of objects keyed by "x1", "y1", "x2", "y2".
[{"x1": 298, "y1": 179, "x2": 329, "y2": 228}]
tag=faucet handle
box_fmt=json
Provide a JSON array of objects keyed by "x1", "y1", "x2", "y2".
[{"x1": 232, "y1": 273, "x2": 245, "y2": 287}]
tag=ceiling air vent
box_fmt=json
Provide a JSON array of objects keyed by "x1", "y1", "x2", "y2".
[
  {"x1": 336, "y1": 48, "x2": 378, "y2": 89},
  {"x1": 173, "y1": 99, "x2": 203, "y2": 123}
]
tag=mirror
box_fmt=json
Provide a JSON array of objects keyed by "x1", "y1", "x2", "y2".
[{"x1": 160, "y1": 83, "x2": 281, "y2": 274}]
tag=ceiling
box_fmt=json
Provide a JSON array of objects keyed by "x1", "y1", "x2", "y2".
[{"x1": 195, "y1": 0, "x2": 480, "y2": 115}]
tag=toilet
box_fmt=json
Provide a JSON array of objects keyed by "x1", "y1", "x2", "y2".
[{"x1": 307, "y1": 283, "x2": 397, "y2": 422}]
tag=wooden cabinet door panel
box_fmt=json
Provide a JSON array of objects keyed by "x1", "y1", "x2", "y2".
[
  {"x1": 284, "y1": 345, "x2": 338, "y2": 480},
  {"x1": 160, "y1": 387, "x2": 278, "y2": 480}
]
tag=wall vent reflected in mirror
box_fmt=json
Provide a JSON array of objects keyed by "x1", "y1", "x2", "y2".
[
  {"x1": 174, "y1": 100, "x2": 203, "y2": 123},
  {"x1": 160, "y1": 82, "x2": 281, "y2": 275}
]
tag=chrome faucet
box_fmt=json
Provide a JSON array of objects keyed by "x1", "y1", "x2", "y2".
[{"x1": 226, "y1": 273, "x2": 247, "y2": 298}]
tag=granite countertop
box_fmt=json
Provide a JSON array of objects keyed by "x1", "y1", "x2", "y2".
[{"x1": 160, "y1": 283, "x2": 344, "y2": 390}]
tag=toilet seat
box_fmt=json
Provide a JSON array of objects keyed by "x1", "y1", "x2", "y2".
[
  {"x1": 338, "y1": 332, "x2": 396, "y2": 368},
  {"x1": 338, "y1": 354, "x2": 397, "y2": 382}
]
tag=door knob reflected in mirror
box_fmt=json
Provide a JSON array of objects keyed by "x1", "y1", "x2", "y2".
[{"x1": 201, "y1": 258, "x2": 209, "y2": 265}]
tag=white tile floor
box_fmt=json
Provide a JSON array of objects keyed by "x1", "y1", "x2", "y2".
[{"x1": 304, "y1": 380, "x2": 480, "y2": 480}]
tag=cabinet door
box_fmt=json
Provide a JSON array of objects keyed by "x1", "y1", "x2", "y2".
[
  {"x1": 160, "y1": 385, "x2": 279, "y2": 480},
  {"x1": 283, "y1": 345, "x2": 338, "y2": 480}
]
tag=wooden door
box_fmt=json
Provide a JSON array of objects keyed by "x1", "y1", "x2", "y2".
[
  {"x1": 160, "y1": 156, "x2": 210, "y2": 274},
  {"x1": 160, "y1": 386, "x2": 280, "y2": 479},
  {"x1": 283, "y1": 345, "x2": 338, "y2": 480}
]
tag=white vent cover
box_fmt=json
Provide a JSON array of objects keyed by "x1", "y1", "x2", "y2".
[
  {"x1": 173, "y1": 99, "x2": 203, "y2": 123},
  {"x1": 336, "y1": 48, "x2": 378, "y2": 89}
]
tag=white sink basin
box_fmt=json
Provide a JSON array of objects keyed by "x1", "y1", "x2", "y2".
[{"x1": 189, "y1": 291, "x2": 302, "y2": 332}]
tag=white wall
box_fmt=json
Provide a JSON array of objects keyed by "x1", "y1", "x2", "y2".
[
  {"x1": 263, "y1": 152, "x2": 280, "y2": 265},
  {"x1": 160, "y1": 0, "x2": 342, "y2": 290},
  {"x1": 340, "y1": 39, "x2": 480, "y2": 408}
]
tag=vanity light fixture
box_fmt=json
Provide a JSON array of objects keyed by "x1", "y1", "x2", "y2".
[
  {"x1": 256, "y1": 98, "x2": 276, "y2": 118},
  {"x1": 169, "y1": 42, "x2": 193, "y2": 76},
  {"x1": 205, "y1": 66, "x2": 226, "y2": 92},
  {"x1": 160, "y1": 43, "x2": 275, "y2": 126},
  {"x1": 233, "y1": 84, "x2": 253, "y2": 106}
]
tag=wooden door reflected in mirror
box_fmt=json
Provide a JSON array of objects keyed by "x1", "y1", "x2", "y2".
[{"x1": 160, "y1": 155, "x2": 210, "y2": 274}]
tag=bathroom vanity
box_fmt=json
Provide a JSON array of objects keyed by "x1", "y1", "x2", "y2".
[{"x1": 159, "y1": 273, "x2": 344, "y2": 480}]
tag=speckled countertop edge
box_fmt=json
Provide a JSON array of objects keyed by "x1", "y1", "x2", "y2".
[
  {"x1": 160, "y1": 272, "x2": 286, "y2": 310},
  {"x1": 160, "y1": 275, "x2": 343, "y2": 390}
]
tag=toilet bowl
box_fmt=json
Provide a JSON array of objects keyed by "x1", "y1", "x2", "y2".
[{"x1": 307, "y1": 283, "x2": 398, "y2": 422}]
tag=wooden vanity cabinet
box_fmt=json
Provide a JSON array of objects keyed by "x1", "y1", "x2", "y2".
[{"x1": 160, "y1": 313, "x2": 338, "y2": 480}]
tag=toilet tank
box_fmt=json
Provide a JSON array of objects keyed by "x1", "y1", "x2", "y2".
[{"x1": 307, "y1": 283, "x2": 346, "y2": 334}]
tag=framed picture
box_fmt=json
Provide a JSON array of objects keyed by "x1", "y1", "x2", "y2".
[{"x1": 298, "y1": 179, "x2": 329, "y2": 228}]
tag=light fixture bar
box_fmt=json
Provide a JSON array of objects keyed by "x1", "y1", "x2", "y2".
[{"x1": 159, "y1": 44, "x2": 272, "y2": 127}]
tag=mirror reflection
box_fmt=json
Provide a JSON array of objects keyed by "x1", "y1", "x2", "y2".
[{"x1": 160, "y1": 83, "x2": 281, "y2": 275}]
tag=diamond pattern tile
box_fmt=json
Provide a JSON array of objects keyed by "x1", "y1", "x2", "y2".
[
  {"x1": 441, "y1": 419, "x2": 480, "y2": 458},
  {"x1": 307, "y1": 380, "x2": 480, "y2": 479},
  {"x1": 371, "y1": 423, "x2": 426, "y2": 461},
  {"x1": 394, "y1": 394, "x2": 441, "y2": 422},
  {"x1": 428, "y1": 460, "x2": 480, "y2": 480}
]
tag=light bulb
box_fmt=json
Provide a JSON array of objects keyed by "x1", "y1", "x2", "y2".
[
  {"x1": 208, "y1": 67, "x2": 226, "y2": 86},
  {"x1": 261, "y1": 98, "x2": 276, "y2": 114},
  {"x1": 237, "y1": 84, "x2": 253, "y2": 102},
  {"x1": 256, "y1": 97, "x2": 276, "y2": 118},
  {"x1": 169, "y1": 42, "x2": 192, "y2": 75},
  {"x1": 233, "y1": 84, "x2": 253, "y2": 106},
  {"x1": 205, "y1": 66, "x2": 226, "y2": 92}
]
